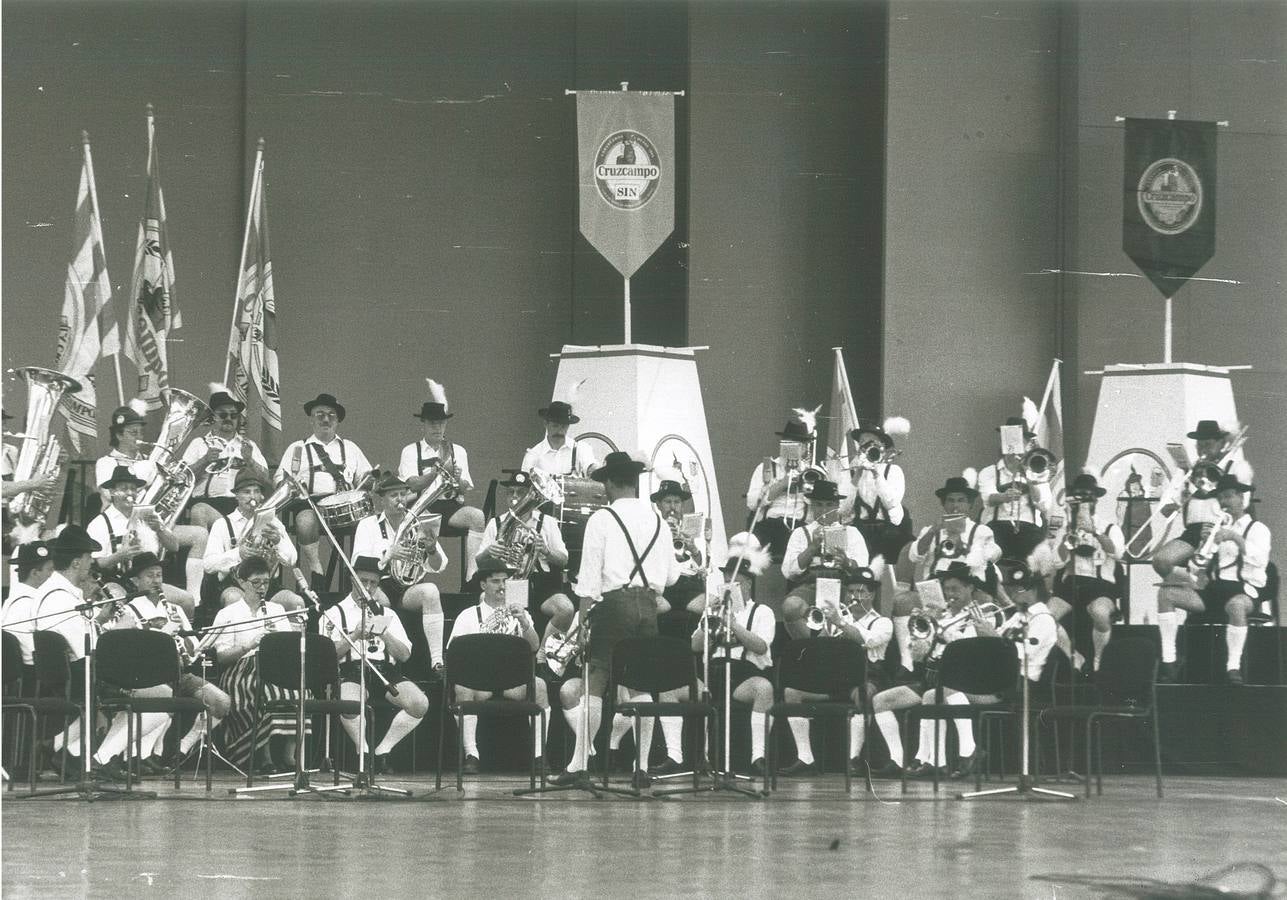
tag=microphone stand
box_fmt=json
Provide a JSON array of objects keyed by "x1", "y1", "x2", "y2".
[
  {"x1": 957, "y1": 611, "x2": 1075, "y2": 801},
  {"x1": 185, "y1": 645, "x2": 244, "y2": 788}
]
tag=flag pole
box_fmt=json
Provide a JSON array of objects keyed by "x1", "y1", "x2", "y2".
[
  {"x1": 82, "y1": 131, "x2": 125, "y2": 405},
  {"x1": 223, "y1": 139, "x2": 265, "y2": 386},
  {"x1": 832, "y1": 347, "x2": 859, "y2": 425},
  {"x1": 1035, "y1": 358, "x2": 1062, "y2": 422}
]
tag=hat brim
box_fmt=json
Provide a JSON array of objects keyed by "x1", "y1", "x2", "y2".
[
  {"x1": 649, "y1": 488, "x2": 692, "y2": 503},
  {"x1": 935, "y1": 487, "x2": 979, "y2": 500},
  {"x1": 208, "y1": 398, "x2": 246, "y2": 414},
  {"x1": 303, "y1": 399, "x2": 346, "y2": 422},
  {"x1": 591, "y1": 462, "x2": 647, "y2": 484},
  {"x1": 804, "y1": 492, "x2": 844, "y2": 502},
  {"x1": 538, "y1": 408, "x2": 580, "y2": 425},
  {"x1": 850, "y1": 428, "x2": 894, "y2": 448},
  {"x1": 774, "y1": 431, "x2": 814, "y2": 440},
  {"x1": 414, "y1": 413, "x2": 454, "y2": 421},
  {"x1": 100, "y1": 475, "x2": 148, "y2": 490},
  {"x1": 1071, "y1": 487, "x2": 1107, "y2": 499},
  {"x1": 1187, "y1": 429, "x2": 1228, "y2": 440}
]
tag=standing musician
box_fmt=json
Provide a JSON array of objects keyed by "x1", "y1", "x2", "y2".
[
  {"x1": 87, "y1": 465, "x2": 195, "y2": 620},
  {"x1": 211, "y1": 557, "x2": 307, "y2": 773},
  {"x1": 978, "y1": 417, "x2": 1054, "y2": 563},
  {"x1": 92, "y1": 400, "x2": 157, "y2": 510},
  {"x1": 397, "y1": 380, "x2": 485, "y2": 580},
  {"x1": 778, "y1": 564, "x2": 891, "y2": 777},
  {"x1": 842, "y1": 418, "x2": 913, "y2": 564},
  {"x1": 654, "y1": 477, "x2": 706, "y2": 613},
  {"x1": 351, "y1": 472, "x2": 448, "y2": 674},
  {"x1": 2, "y1": 541, "x2": 56, "y2": 673},
  {"x1": 476, "y1": 471, "x2": 572, "y2": 625},
  {"x1": 1, "y1": 409, "x2": 59, "y2": 504},
  {"x1": 445, "y1": 558, "x2": 548, "y2": 774},
  {"x1": 745, "y1": 417, "x2": 814, "y2": 561},
  {"x1": 201, "y1": 469, "x2": 303, "y2": 622},
  {"x1": 321, "y1": 556, "x2": 430, "y2": 775},
  {"x1": 780, "y1": 479, "x2": 870, "y2": 640},
  {"x1": 180, "y1": 383, "x2": 271, "y2": 526},
  {"x1": 1157, "y1": 472, "x2": 1270, "y2": 685},
  {"x1": 1049, "y1": 472, "x2": 1124, "y2": 673},
  {"x1": 1151, "y1": 420, "x2": 1248, "y2": 579},
  {"x1": 106, "y1": 552, "x2": 232, "y2": 772},
  {"x1": 550, "y1": 451, "x2": 679, "y2": 785},
  {"x1": 521, "y1": 398, "x2": 598, "y2": 477},
  {"x1": 278, "y1": 393, "x2": 373, "y2": 588}
]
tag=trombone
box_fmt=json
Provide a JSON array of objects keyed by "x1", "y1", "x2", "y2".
[{"x1": 908, "y1": 597, "x2": 1015, "y2": 643}]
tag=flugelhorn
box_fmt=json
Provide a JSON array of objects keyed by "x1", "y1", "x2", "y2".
[
  {"x1": 6, "y1": 366, "x2": 81, "y2": 543},
  {"x1": 1191, "y1": 512, "x2": 1234, "y2": 568}
]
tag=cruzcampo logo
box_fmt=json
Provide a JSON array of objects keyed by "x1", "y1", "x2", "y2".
[
  {"x1": 594, "y1": 130, "x2": 661, "y2": 210},
  {"x1": 1137, "y1": 157, "x2": 1203, "y2": 236}
]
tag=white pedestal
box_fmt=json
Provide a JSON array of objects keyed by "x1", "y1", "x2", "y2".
[
  {"x1": 549, "y1": 344, "x2": 728, "y2": 560},
  {"x1": 1085, "y1": 363, "x2": 1240, "y2": 551}
]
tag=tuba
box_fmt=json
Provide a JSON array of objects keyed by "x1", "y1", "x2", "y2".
[
  {"x1": 137, "y1": 388, "x2": 209, "y2": 527},
  {"x1": 382, "y1": 462, "x2": 462, "y2": 586},
  {"x1": 490, "y1": 469, "x2": 564, "y2": 579},
  {"x1": 6, "y1": 367, "x2": 82, "y2": 543}
]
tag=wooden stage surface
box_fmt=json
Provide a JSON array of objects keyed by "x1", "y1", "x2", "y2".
[{"x1": 3, "y1": 774, "x2": 1285, "y2": 898}]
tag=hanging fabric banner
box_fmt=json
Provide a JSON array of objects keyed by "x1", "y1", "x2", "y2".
[
  {"x1": 1122, "y1": 118, "x2": 1217, "y2": 299},
  {"x1": 576, "y1": 91, "x2": 675, "y2": 279}
]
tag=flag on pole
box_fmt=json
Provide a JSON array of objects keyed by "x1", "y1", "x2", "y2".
[
  {"x1": 1024, "y1": 359, "x2": 1065, "y2": 492},
  {"x1": 225, "y1": 145, "x2": 282, "y2": 460},
  {"x1": 827, "y1": 347, "x2": 861, "y2": 464},
  {"x1": 54, "y1": 133, "x2": 120, "y2": 452},
  {"x1": 124, "y1": 106, "x2": 180, "y2": 410}
]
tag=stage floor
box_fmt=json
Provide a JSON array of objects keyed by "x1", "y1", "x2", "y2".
[{"x1": 3, "y1": 774, "x2": 1285, "y2": 898}]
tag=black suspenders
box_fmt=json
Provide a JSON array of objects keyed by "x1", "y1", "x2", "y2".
[{"x1": 606, "y1": 508, "x2": 662, "y2": 588}]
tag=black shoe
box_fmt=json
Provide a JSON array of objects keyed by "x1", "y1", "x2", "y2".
[
  {"x1": 847, "y1": 757, "x2": 867, "y2": 777},
  {"x1": 427, "y1": 663, "x2": 445, "y2": 683},
  {"x1": 953, "y1": 750, "x2": 987, "y2": 779},
  {"x1": 905, "y1": 762, "x2": 946, "y2": 780},
  {"x1": 548, "y1": 768, "x2": 588, "y2": 786},
  {"x1": 749, "y1": 758, "x2": 767, "y2": 777},
  {"x1": 651, "y1": 758, "x2": 684, "y2": 776},
  {"x1": 872, "y1": 761, "x2": 904, "y2": 779},
  {"x1": 139, "y1": 755, "x2": 168, "y2": 776},
  {"x1": 611, "y1": 747, "x2": 634, "y2": 774},
  {"x1": 777, "y1": 760, "x2": 818, "y2": 777},
  {"x1": 461, "y1": 754, "x2": 481, "y2": 775},
  {"x1": 371, "y1": 753, "x2": 392, "y2": 776},
  {"x1": 93, "y1": 758, "x2": 129, "y2": 783},
  {"x1": 630, "y1": 769, "x2": 652, "y2": 790},
  {"x1": 1157, "y1": 661, "x2": 1179, "y2": 684},
  {"x1": 532, "y1": 755, "x2": 545, "y2": 778},
  {"x1": 1226, "y1": 669, "x2": 1245, "y2": 686}
]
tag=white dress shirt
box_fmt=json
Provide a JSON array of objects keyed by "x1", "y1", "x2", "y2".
[
  {"x1": 182, "y1": 434, "x2": 269, "y2": 500},
  {"x1": 203, "y1": 508, "x2": 298, "y2": 578},
  {"x1": 211, "y1": 598, "x2": 293, "y2": 661},
  {"x1": 1068, "y1": 517, "x2": 1125, "y2": 581},
  {"x1": 397, "y1": 440, "x2": 474, "y2": 492},
  {"x1": 34, "y1": 571, "x2": 91, "y2": 661},
  {"x1": 781, "y1": 521, "x2": 870, "y2": 582},
  {"x1": 745, "y1": 458, "x2": 807, "y2": 522},
  {"x1": 321, "y1": 595, "x2": 412, "y2": 665},
  {"x1": 909, "y1": 520, "x2": 999, "y2": 581},
  {"x1": 446, "y1": 600, "x2": 533, "y2": 645},
  {"x1": 978, "y1": 460, "x2": 1053, "y2": 527},
  {"x1": 88, "y1": 504, "x2": 160, "y2": 560},
  {"x1": 278, "y1": 435, "x2": 372, "y2": 497},
  {"x1": 575, "y1": 497, "x2": 679, "y2": 600},
  {"x1": 1209, "y1": 514, "x2": 1271, "y2": 590},
  {"x1": 2, "y1": 581, "x2": 41, "y2": 664},
  {"x1": 520, "y1": 437, "x2": 597, "y2": 478},
  {"x1": 843, "y1": 463, "x2": 906, "y2": 526},
  {"x1": 696, "y1": 599, "x2": 777, "y2": 670},
  {"x1": 351, "y1": 513, "x2": 447, "y2": 576},
  {"x1": 999, "y1": 602, "x2": 1058, "y2": 682},
  {"x1": 478, "y1": 511, "x2": 567, "y2": 573},
  {"x1": 853, "y1": 608, "x2": 894, "y2": 665}
]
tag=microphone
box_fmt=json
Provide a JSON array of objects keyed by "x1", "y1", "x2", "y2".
[{"x1": 291, "y1": 567, "x2": 322, "y2": 611}]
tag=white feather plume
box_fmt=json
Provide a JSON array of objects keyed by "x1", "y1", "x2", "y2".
[
  {"x1": 724, "y1": 531, "x2": 772, "y2": 576},
  {"x1": 208, "y1": 382, "x2": 233, "y2": 397},
  {"x1": 882, "y1": 416, "x2": 910, "y2": 438},
  {"x1": 1028, "y1": 541, "x2": 1059, "y2": 578},
  {"x1": 791, "y1": 404, "x2": 822, "y2": 435},
  {"x1": 1021, "y1": 396, "x2": 1040, "y2": 432},
  {"x1": 1229, "y1": 459, "x2": 1254, "y2": 485},
  {"x1": 868, "y1": 555, "x2": 886, "y2": 581},
  {"x1": 126, "y1": 398, "x2": 148, "y2": 417},
  {"x1": 425, "y1": 378, "x2": 448, "y2": 409},
  {"x1": 961, "y1": 467, "x2": 979, "y2": 490},
  {"x1": 1081, "y1": 465, "x2": 1096, "y2": 476},
  {"x1": 563, "y1": 378, "x2": 587, "y2": 405}
]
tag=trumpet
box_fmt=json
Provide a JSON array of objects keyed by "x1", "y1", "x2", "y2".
[
  {"x1": 1191, "y1": 512, "x2": 1234, "y2": 568},
  {"x1": 853, "y1": 439, "x2": 901, "y2": 469},
  {"x1": 804, "y1": 600, "x2": 860, "y2": 637},
  {"x1": 908, "y1": 598, "x2": 1015, "y2": 642}
]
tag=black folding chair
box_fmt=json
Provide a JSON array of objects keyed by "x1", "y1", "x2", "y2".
[
  {"x1": 249, "y1": 632, "x2": 357, "y2": 787},
  {"x1": 901, "y1": 637, "x2": 1017, "y2": 794},
  {"x1": 976, "y1": 644, "x2": 1073, "y2": 789},
  {"x1": 436, "y1": 633, "x2": 545, "y2": 792},
  {"x1": 30, "y1": 631, "x2": 87, "y2": 787},
  {"x1": 95, "y1": 629, "x2": 206, "y2": 791},
  {"x1": 3, "y1": 631, "x2": 39, "y2": 790},
  {"x1": 605, "y1": 636, "x2": 714, "y2": 796},
  {"x1": 766, "y1": 638, "x2": 867, "y2": 793},
  {"x1": 1037, "y1": 636, "x2": 1163, "y2": 798}
]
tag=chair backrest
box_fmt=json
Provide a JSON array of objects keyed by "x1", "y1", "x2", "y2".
[
  {"x1": 1095, "y1": 637, "x2": 1157, "y2": 705},
  {"x1": 446, "y1": 634, "x2": 533, "y2": 695},
  {"x1": 777, "y1": 638, "x2": 866, "y2": 697},
  {"x1": 610, "y1": 637, "x2": 697, "y2": 697},
  {"x1": 32, "y1": 631, "x2": 74, "y2": 690},
  {"x1": 1264, "y1": 562, "x2": 1280, "y2": 617},
  {"x1": 937, "y1": 637, "x2": 1019, "y2": 696},
  {"x1": 257, "y1": 632, "x2": 340, "y2": 694},
  {"x1": 656, "y1": 610, "x2": 698, "y2": 641},
  {"x1": 95, "y1": 629, "x2": 181, "y2": 690},
  {"x1": 3, "y1": 630, "x2": 26, "y2": 690}
]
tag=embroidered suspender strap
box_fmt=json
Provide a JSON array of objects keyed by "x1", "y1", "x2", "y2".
[
  {"x1": 606, "y1": 508, "x2": 662, "y2": 588},
  {"x1": 220, "y1": 515, "x2": 239, "y2": 549},
  {"x1": 100, "y1": 514, "x2": 121, "y2": 552}
]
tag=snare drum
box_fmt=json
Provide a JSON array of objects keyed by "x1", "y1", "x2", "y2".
[
  {"x1": 317, "y1": 489, "x2": 373, "y2": 529},
  {"x1": 558, "y1": 478, "x2": 608, "y2": 529}
]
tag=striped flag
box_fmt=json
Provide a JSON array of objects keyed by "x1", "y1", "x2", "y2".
[
  {"x1": 226, "y1": 144, "x2": 282, "y2": 460},
  {"x1": 54, "y1": 134, "x2": 120, "y2": 452},
  {"x1": 124, "y1": 107, "x2": 181, "y2": 410},
  {"x1": 827, "y1": 347, "x2": 861, "y2": 466}
]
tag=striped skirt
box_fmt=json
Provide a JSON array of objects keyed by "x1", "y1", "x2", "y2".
[{"x1": 219, "y1": 652, "x2": 312, "y2": 768}]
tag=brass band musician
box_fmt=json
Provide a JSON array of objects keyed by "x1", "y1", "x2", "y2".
[
  {"x1": 841, "y1": 418, "x2": 913, "y2": 564},
  {"x1": 180, "y1": 384, "x2": 271, "y2": 523},
  {"x1": 654, "y1": 477, "x2": 705, "y2": 612},
  {"x1": 978, "y1": 416, "x2": 1053, "y2": 563},
  {"x1": 746, "y1": 416, "x2": 814, "y2": 561},
  {"x1": 477, "y1": 470, "x2": 572, "y2": 625},
  {"x1": 1049, "y1": 472, "x2": 1124, "y2": 673},
  {"x1": 521, "y1": 396, "x2": 597, "y2": 477},
  {"x1": 780, "y1": 479, "x2": 870, "y2": 639}
]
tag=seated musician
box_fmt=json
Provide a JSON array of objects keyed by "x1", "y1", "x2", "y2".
[
  {"x1": 351, "y1": 472, "x2": 447, "y2": 673},
  {"x1": 477, "y1": 471, "x2": 572, "y2": 624},
  {"x1": 87, "y1": 465, "x2": 195, "y2": 620},
  {"x1": 398, "y1": 380, "x2": 485, "y2": 580},
  {"x1": 869, "y1": 562, "x2": 982, "y2": 778},
  {"x1": 746, "y1": 416, "x2": 814, "y2": 561},
  {"x1": 977, "y1": 417, "x2": 1053, "y2": 564},
  {"x1": 780, "y1": 479, "x2": 869, "y2": 639},
  {"x1": 321, "y1": 556, "x2": 429, "y2": 775},
  {"x1": 1151, "y1": 420, "x2": 1247, "y2": 579},
  {"x1": 93, "y1": 400, "x2": 156, "y2": 510},
  {"x1": 445, "y1": 558, "x2": 548, "y2": 774},
  {"x1": 778, "y1": 563, "x2": 890, "y2": 777},
  {"x1": 106, "y1": 552, "x2": 232, "y2": 775},
  {"x1": 691, "y1": 532, "x2": 776, "y2": 777},
  {"x1": 842, "y1": 417, "x2": 913, "y2": 564},
  {"x1": 211, "y1": 557, "x2": 307, "y2": 773},
  {"x1": 982, "y1": 563, "x2": 1059, "y2": 685},
  {"x1": 654, "y1": 477, "x2": 705, "y2": 613},
  {"x1": 1157, "y1": 470, "x2": 1270, "y2": 685},
  {"x1": 181, "y1": 383, "x2": 271, "y2": 526},
  {"x1": 278, "y1": 392, "x2": 373, "y2": 589},
  {"x1": 202, "y1": 469, "x2": 302, "y2": 619},
  {"x1": 2, "y1": 541, "x2": 55, "y2": 675},
  {"x1": 1049, "y1": 472, "x2": 1124, "y2": 673},
  {"x1": 521, "y1": 397, "x2": 597, "y2": 477}
]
